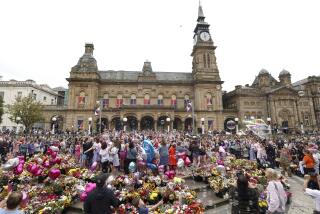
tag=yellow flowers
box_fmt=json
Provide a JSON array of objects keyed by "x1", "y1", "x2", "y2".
[{"x1": 258, "y1": 200, "x2": 268, "y2": 207}]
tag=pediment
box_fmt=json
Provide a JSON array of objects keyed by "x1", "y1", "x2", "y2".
[{"x1": 267, "y1": 86, "x2": 297, "y2": 96}]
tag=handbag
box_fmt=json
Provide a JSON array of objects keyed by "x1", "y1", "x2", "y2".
[{"x1": 272, "y1": 182, "x2": 286, "y2": 214}]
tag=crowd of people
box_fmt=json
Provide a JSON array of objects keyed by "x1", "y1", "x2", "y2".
[{"x1": 0, "y1": 129, "x2": 320, "y2": 213}]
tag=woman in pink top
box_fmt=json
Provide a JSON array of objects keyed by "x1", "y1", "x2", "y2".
[{"x1": 75, "y1": 143, "x2": 81, "y2": 163}]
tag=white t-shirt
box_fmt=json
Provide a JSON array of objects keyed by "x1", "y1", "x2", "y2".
[
  {"x1": 305, "y1": 188, "x2": 320, "y2": 211},
  {"x1": 0, "y1": 208, "x2": 24, "y2": 214},
  {"x1": 99, "y1": 149, "x2": 109, "y2": 163}
]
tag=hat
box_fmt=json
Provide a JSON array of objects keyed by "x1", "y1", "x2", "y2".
[{"x1": 95, "y1": 173, "x2": 107, "y2": 187}]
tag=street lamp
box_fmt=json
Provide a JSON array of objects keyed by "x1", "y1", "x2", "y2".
[
  {"x1": 96, "y1": 100, "x2": 102, "y2": 133},
  {"x1": 52, "y1": 117, "x2": 57, "y2": 134},
  {"x1": 201, "y1": 117, "x2": 205, "y2": 135},
  {"x1": 267, "y1": 117, "x2": 272, "y2": 134},
  {"x1": 235, "y1": 117, "x2": 239, "y2": 134},
  {"x1": 166, "y1": 117, "x2": 171, "y2": 132},
  {"x1": 300, "y1": 122, "x2": 304, "y2": 135},
  {"x1": 88, "y1": 117, "x2": 92, "y2": 135},
  {"x1": 250, "y1": 116, "x2": 255, "y2": 120},
  {"x1": 123, "y1": 117, "x2": 128, "y2": 132}
]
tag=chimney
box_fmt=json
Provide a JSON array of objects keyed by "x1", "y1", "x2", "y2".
[{"x1": 85, "y1": 43, "x2": 94, "y2": 55}]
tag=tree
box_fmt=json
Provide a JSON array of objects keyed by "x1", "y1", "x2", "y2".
[
  {"x1": 7, "y1": 96, "x2": 44, "y2": 132},
  {"x1": 0, "y1": 96, "x2": 3, "y2": 124}
]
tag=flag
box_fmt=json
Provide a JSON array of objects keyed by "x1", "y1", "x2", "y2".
[
  {"x1": 186, "y1": 100, "x2": 192, "y2": 112},
  {"x1": 94, "y1": 107, "x2": 100, "y2": 116}
]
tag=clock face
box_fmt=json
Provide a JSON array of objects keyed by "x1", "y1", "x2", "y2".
[{"x1": 200, "y1": 32, "x2": 210, "y2": 41}]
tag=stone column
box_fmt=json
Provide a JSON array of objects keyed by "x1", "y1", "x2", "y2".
[{"x1": 273, "y1": 100, "x2": 280, "y2": 126}]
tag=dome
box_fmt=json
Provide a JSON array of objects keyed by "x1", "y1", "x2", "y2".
[
  {"x1": 258, "y1": 69, "x2": 269, "y2": 75},
  {"x1": 279, "y1": 69, "x2": 290, "y2": 76}
]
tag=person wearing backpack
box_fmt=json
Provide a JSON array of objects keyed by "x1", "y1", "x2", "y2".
[{"x1": 265, "y1": 168, "x2": 287, "y2": 214}]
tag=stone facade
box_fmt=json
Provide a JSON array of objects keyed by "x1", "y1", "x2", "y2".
[
  {"x1": 223, "y1": 70, "x2": 320, "y2": 132},
  {"x1": 0, "y1": 79, "x2": 62, "y2": 130},
  {"x1": 42, "y1": 4, "x2": 320, "y2": 133},
  {"x1": 42, "y1": 5, "x2": 235, "y2": 132}
]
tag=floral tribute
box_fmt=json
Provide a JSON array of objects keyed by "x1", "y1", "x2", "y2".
[{"x1": 0, "y1": 147, "x2": 204, "y2": 214}]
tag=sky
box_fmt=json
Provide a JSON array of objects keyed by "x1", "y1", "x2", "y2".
[{"x1": 0, "y1": 0, "x2": 319, "y2": 92}]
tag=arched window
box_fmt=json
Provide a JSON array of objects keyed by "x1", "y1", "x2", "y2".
[
  {"x1": 207, "y1": 53, "x2": 210, "y2": 68},
  {"x1": 144, "y1": 94, "x2": 150, "y2": 105},
  {"x1": 171, "y1": 95, "x2": 177, "y2": 108},
  {"x1": 78, "y1": 91, "x2": 86, "y2": 105},
  {"x1": 184, "y1": 95, "x2": 190, "y2": 108},
  {"x1": 103, "y1": 94, "x2": 109, "y2": 108},
  {"x1": 157, "y1": 94, "x2": 163, "y2": 105},
  {"x1": 206, "y1": 93, "x2": 212, "y2": 106},
  {"x1": 130, "y1": 94, "x2": 136, "y2": 105},
  {"x1": 116, "y1": 94, "x2": 123, "y2": 107},
  {"x1": 203, "y1": 53, "x2": 207, "y2": 68}
]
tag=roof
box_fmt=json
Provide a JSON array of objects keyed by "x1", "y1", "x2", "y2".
[
  {"x1": 98, "y1": 70, "x2": 193, "y2": 82},
  {"x1": 279, "y1": 69, "x2": 290, "y2": 76}
]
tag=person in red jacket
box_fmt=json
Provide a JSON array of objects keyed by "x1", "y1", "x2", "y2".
[{"x1": 168, "y1": 143, "x2": 177, "y2": 170}]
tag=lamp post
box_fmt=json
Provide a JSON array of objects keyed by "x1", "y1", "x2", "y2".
[
  {"x1": 52, "y1": 117, "x2": 57, "y2": 134},
  {"x1": 267, "y1": 117, "x2": 272, "y2": 134},
  {"x1": 300, "y1": 122, "x2": 305, "y2": 135},
  {"x1": 123, "y1": 117, "x2": 127, "y2": 132},
  {"x1": 235, "y1": 117, "x2": 239, "y2": 134},
  {"x1": 88, "y1": 117, "x2": 92, "y2": 135},
  {"x1": 96, "y1": 100, "x2": 102, "y2": 134},
  {"x1": 166, "y1": 117, "x2": 170, "y2": 132},
  {"x1": 201, "y1": 117, "x2": 205, "y2": 135}
]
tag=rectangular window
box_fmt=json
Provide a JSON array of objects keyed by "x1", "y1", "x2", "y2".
[
  {"x1": 144, "y1": 99, "x2": 150, "y2": 105},
  {"x1": 33, "y1": 93, "x2": 37, "y2": 100},
  {"x1": 116, "y1": 99, "x2": 123, "y2": 107},
  {"x1": 51, "y1": 99, "x2": 54, "y2": 105},
  {"x1": 130, "y1": 99, "x2": 136, "y2": 105},
  {"x1": 0, "y1": 91, "x2": 4, "y2": 99},
  {"x1": 304, "y1": 115, "x2": 310, "y2": 126},
  {"x1": 208, "y1": 120, "x2": 213, "y2": 130},
  {"x1": 17, "y1": 91, "x2": 22, "y2": 98},
  {"x1": 158, "y1": 99, "x2": 163, "y2": 105},
  {"x1": 43, "y1": 96, "x2": 47, "y2": 101},
  {"x1": 171, "y1": 99, "x2": 177, "y2": 107},
  {"x1": 103, "y1": 99, "x2": 109, "y2": 108},
  {"x1": 77, "y1": 120, "x2": 84, "y2": 130}
]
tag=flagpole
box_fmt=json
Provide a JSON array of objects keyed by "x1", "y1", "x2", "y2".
[{"x1": 99, "y1": 99, "x2": 102, "y2": 134}]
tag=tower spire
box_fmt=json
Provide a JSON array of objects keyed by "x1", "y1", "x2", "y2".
[{"x1": 197, "y1": 0, "x2": 205, "y2": 22}]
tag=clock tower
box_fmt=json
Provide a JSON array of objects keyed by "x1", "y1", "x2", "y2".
[
  {"x1": 191, "y1": 3, "x2": 221, "y2": 82},
  {"x1": 192, "y1": 3, "x2": 223, "y2": 112}
]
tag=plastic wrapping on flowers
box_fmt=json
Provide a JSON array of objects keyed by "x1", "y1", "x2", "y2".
[
  {"x1": 0, "y1": 153, "x2": 91, "y2": 214},
  {"x1": 196, "y1": 155, "x2": 265, "y2": 195},
  {"x1": 0, "y1": 150, "x2": 205, "y2": 214},
  {"x1": 111, "y1": 175, "x2": 204, "y2": 214}
]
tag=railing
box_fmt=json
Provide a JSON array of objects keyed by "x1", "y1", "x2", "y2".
[{"x1": 43, "y1": 105, "x2": 67, "y2": 110}]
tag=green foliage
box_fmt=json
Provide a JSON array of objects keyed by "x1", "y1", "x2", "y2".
[
  {"x1": 0, "y1": 96, "x2": 3, "y2": 124},
  {"x1": 7, "y1": 96, "x2": 44, "y2": 132}
]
